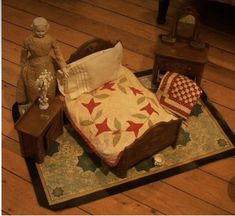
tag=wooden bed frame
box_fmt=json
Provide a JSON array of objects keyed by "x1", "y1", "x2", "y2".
[{"x1": 64, "y1": 38, "x2": 182, "y2": 178}]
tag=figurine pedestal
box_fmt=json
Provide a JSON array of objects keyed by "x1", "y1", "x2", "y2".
[{"x1": 15, "y1": 98, "x2": 63, "y2": 163}]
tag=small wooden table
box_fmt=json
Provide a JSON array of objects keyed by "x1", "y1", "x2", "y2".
[
  {"x1": 151, "y1": 36, "x2": 209, "y2": 90},
  {"x1": 15, "y1": 98, "x2": 63, "y2": 163}
]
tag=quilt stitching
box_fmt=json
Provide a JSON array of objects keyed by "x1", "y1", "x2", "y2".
[
  {"x1": 79, "y1": 90, "x2": 160, "y2": 146},
  {"x1": 66, "y1": 70, "x2": 176, "y2": 164},
  {"x1": 157, "y1": 72, "x2": 202, "y2": 119}
]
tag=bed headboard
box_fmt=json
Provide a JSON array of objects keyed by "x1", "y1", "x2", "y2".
[{"x1": 67, "y1": 38, "x2": 115, "y2": 64}]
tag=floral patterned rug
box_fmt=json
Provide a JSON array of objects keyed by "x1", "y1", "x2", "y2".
[{"x1": 28, "y1": 74, "x2": 235, "y2": 209}]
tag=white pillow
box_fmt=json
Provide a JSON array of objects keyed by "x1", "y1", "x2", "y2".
[{"x1": 57, "y1": 42, "x2": 123, "y2": 100}]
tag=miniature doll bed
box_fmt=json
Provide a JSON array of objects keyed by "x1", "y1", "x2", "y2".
[{"x1": 59, "y1": 39, "x2": 182, "y2": 178}]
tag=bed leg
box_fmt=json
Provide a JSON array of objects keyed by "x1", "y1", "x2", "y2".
[
  {"x1": 171, "y1": 142, "x2": 177, "y2": 149},
  {"x1": 116, "y1": 169, "x2": 127, "y2": 178},
  {"x1": 114, "y1": 163, "x2": 128, "y2": 178},
  {"x1": 117, "y1": 169, "x2": 127, "y2": 178},
  {"x1": 171, "y1": 119, "x2": 182, "y2": 150}
]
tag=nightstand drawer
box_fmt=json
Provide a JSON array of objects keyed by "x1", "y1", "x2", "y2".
[{"x1": 157, "y1": 56, "x2": 205, "y2": 79}]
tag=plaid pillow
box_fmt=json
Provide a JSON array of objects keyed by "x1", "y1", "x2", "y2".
[{"x1": 156, "y1": 72, "x2": 202, "y2": 119}]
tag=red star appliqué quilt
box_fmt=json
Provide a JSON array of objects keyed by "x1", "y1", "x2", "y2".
[{"x1": 65, "y1": 67, "x2": 177, "y2": 166}]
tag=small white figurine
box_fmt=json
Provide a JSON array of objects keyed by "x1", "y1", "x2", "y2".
[
  {"x1": 36, "y1": 69, "x2": 53, "y2": 110},
  {"x1": 153, "y1": 154, "x2": 165, "y2": 167}
]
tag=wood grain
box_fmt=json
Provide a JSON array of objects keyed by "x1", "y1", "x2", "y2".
[
  {"x1": 2, "y1": 148, "x2": 30, "y2": 181},
  {"x1": 124, "y1": 180, "x2": 229, "y2": 214},
  {"x1": 83, "y1": 0, "x2": 235, "y2": 53},
  {"x1": 4, "y1": 0, "x2": 235, "y2": 73},
  {"x1": 201, "y1": 79, "x2": 235, "y2": 110},
  {"x1": 2, "y1": 148, "x2": 163, "y2": 215},
  {"x1": 2, "y1": 135, "x2": 21, "y2": 156},
  {"x1": 2, "y1": 11, "x2": 153, "y2": 72},
  {"x1": 43, "y1": 0, "x2": 161, "y2": 42},
  {"x1": 40, "y1": 0, "x2": 235, "y2": 71},
  {"x1": 3, "y1": 0, "x2": 157, "y2": 58},
  {"x1": 2, "y1": 59, "x2": 20, "y2": 86},
  {"x1": 212, "y1": 102, "x2": 235, "y2": 132},
  {"x1": 164, "y1": 169, "x2": 235, "y2": 213},
  {"x1": 2, "y1": 38, "x2": 72, "y2": 67},
  {"x1": 2, "y1": 107, "x2": 19, "y2": 141},
  {"x1": 80, "y1": 194, "x2": 163, "y2": 215},
  {"x1": 2, "y1": 82, "x2": 16, "y2": 110},
  {"x1": 3, "y1": 15, "x2": 235, "y2": 99},
  {"x1": 2, "y1": 170, "x2": 87, "y2": 215},
  {"x1": 2, "y1": 0, "x2": 235, "y2": 214},
  {"x1": 3, "y1": 6, "x2": 235, "y2": 88},
  {"x1": 200, "y1": 157, "x2": 235, "y2": 182},
  {"x1": 203, "y1": 63, "x2": 235, "y2": 90}
]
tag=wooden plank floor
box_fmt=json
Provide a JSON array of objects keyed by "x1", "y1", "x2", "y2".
[{"x1": 2, "y1": 0, "x2": 235, "y2": 214}]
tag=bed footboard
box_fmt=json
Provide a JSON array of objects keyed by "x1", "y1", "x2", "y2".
[{"x1": 114, "y1": 118, "x2": 182, "y2": 178}]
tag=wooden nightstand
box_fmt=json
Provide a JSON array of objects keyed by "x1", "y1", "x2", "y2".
[
  {"x1": 151, "y1": 36, "x2": 209, "y2": 90},
  {"x1": 15, "y1": 98, "x2": 63, "y2": 163},
  {"x1": 152, "y1": 7, "x2": 209, "y2": 90}
]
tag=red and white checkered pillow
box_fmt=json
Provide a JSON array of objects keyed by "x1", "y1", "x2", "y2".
[{"x1": 156, "y1": 72, "x2": 202, "y2": 119}]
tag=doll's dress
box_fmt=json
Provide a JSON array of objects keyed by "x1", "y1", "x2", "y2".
[{"x1": 16, "y1": 34, "x2": 66, "y2": 104}]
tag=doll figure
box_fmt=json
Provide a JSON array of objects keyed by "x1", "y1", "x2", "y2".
[{"x1": 16, "y1": 17, "x2": 69, "y2": 105}]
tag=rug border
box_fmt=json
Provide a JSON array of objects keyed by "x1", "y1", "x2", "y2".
[{"x1": 26, "y1": 69, "x2": 235, "y2": 210}]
